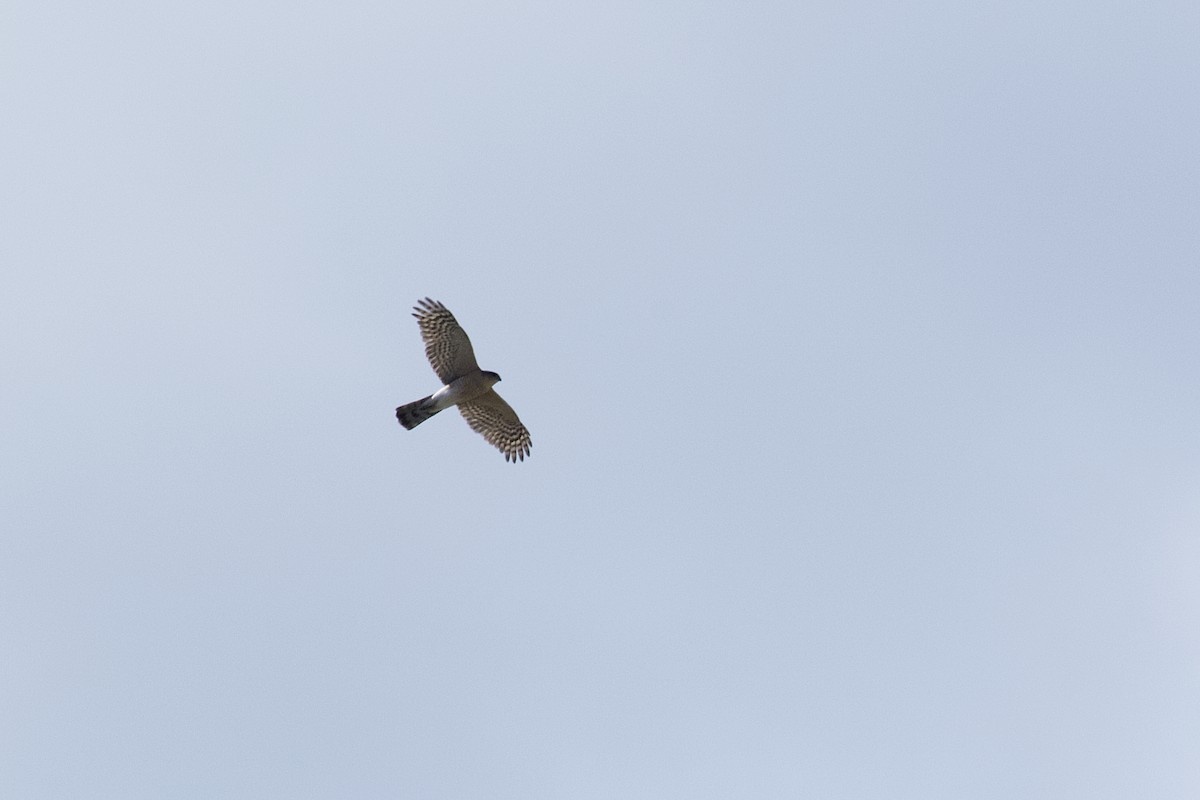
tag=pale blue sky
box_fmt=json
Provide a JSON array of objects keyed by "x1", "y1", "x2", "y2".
[{"x1": 2, "y1": 1, "x2": 1199, "y2": 797}]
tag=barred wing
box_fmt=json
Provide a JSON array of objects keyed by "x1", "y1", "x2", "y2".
[
  {"x1": 458, "y1": 390, "x2": 532, "y2": 462},
  {"x1": 413, "y1": 298, "x2": 479, "y2": 383}
]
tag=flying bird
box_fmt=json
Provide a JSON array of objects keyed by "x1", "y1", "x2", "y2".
[{"x1": 396, "y1": 298, "x2": 532, "y2": 462}]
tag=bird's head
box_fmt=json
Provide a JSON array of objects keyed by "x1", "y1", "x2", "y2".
[{"x1": 482, "y1": 370, "x2": 502, "y2": 385}]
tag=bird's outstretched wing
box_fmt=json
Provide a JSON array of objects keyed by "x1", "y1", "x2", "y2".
[
  {"x1": 458, "y1": 390, "x2": 532, "y2": 463},
  {"x1": 412, "y1": 298, "x2": 479, "y2": 383}
]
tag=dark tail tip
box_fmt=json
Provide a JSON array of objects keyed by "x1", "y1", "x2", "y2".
[{"x1": 396, "y1": 397, "x2": 436, "y2": 430}]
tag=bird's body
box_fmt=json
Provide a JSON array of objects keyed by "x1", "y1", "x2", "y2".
[
  {"x1": 395, "y1": 370, "x2": 501, "y2": 429},
  {"x1": 396, "y1": 298, "x2": 532, "y2": 462}
]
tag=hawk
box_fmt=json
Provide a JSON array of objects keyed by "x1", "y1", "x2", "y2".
[{"x1": 396, "y1": 298, "x2": 532, "y2": 462}]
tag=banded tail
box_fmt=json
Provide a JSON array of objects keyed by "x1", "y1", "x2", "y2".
[{"x1": 396, "y1": 396, "x2": 442, "y2": 429}]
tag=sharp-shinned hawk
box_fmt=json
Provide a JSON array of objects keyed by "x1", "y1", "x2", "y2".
[{"x1": 395, "y1": 298, "x2": 532, "y2": 462}]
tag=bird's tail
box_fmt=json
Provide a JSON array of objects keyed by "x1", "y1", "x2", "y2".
[{"x1": 396, "y1": 395, "x2": 441, "y2": 430}]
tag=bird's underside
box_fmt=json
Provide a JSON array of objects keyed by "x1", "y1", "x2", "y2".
[{"x1": 396, "y1": 298, "x2": 532, "y2": 462}]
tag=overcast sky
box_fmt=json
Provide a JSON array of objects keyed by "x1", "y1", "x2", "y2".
[{"x1": 2, "y1": 1, "x2": 1199, "y2": 798}]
